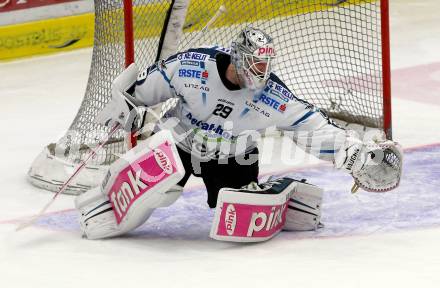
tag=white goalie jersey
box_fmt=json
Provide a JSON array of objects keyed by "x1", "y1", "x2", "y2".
[{"x1": 134, "y1": 46, "x2": 347, "y2": 160}]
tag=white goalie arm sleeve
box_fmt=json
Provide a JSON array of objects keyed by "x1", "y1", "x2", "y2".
[
  {"x1": 278, "y1": 106, "x2": 347, "y2": 162},
  {"x1": 133, "y1": 57, "x2": 181, "y2": 106}
]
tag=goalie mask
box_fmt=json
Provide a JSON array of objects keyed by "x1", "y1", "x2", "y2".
[{"x1": 231, "y1": 27, "x2": 276, "y2": 91}]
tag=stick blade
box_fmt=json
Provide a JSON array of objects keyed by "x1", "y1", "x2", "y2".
[
  {"x1": 15, "y1": 216, "x2": 38, "y2": 231},
  {"x1": 15, "y1": 200, "x2": 53, "y2": 232}
]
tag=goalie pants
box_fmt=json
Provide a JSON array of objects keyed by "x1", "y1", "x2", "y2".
[{"x1": 176, "y1": 147, "x2": 259, "y2": 208}]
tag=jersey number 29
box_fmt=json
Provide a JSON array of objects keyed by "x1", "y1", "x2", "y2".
[{"x1": 213, "y1": 104, "x2": 233, "y2": 119}]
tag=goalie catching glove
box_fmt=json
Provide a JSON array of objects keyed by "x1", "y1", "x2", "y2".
[
  {"x1": 335, "y1": 137, "x2": 403, "y2": 193},
  {"x1": 95, "y1": 63, "x2": 147, "y2": 132}
]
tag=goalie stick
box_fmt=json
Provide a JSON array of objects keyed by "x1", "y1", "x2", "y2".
[
  {"x1": 185, "y1": 5, "x2": 226, "y2": 49},
  {"x1": 17, "y1": 5, "x2": 227, "y2": 232},
  {"x1": 16, "y1": 124, "x2": 121, "y2": 231}
]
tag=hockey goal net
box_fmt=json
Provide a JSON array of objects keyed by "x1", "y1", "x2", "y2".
[{"x1": 28, "y1": 0, "x2": 391, "y2": 194}]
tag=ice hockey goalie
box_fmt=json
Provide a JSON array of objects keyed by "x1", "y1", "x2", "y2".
[{"x1": 75, "y1": 26, "x2": 402, "y2": 242}]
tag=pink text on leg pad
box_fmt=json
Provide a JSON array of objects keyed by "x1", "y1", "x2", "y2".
[
  {"x1": 217, "y1": 202, "x2": 288, "y2": 238},
  {"x1": 108, "y1": 141, "x2": 178, "y2": 224}
]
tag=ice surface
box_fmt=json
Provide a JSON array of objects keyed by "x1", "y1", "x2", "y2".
[{"x1": 12, "y1": 143, "x2": 440, "y2": 240}]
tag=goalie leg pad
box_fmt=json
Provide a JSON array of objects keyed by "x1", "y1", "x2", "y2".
[
  {"x1": 76, "y1": 186, "x2": 130, "y2": 240},
  {"x1": 284, "y1": 180, "x2": 323, "y2": 231},
  {"x1": 210, "y1": 177, "x2": 296, "y2": 242},
  {"x1": 76, "y1": 185, "x2": 183, "y2": 240},
  {"x1": 75, "y1": 130, "x2": 185, "y2": 239}
]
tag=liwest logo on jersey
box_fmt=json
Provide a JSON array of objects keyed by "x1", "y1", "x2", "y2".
[
  {"x1": 177, "y1": 52, "x2": 208, "y2": 61},
  {"x1": 258, "y1": 94, "x2": 286, "y2": 113},
  {"x1": 267, "y1": 80, "x2": 295, "y2": 102},
  {"x1": 180, "y1": 60, "x2": 200, "y2": 67}
]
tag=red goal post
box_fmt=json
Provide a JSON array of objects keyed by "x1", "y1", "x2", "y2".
[
  {"x1": 28, "y1": 0, "x2": 392, "y2": 194},
  {"x1": 380, "y1": 0, "x2": 392, "y2": 139}
]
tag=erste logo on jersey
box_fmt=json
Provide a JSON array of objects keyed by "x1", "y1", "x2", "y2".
[
  {"x1": 179, "y1": 69, "x2": 209, "y2": 79},
  {"x1": 202, "y1": 70, "x2": 208, "y2": 80},
  {"x1": 258, "y1": 94, "x2": 286, "y2": 113}
]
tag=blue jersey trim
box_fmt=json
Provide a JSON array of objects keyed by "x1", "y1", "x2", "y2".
[
  {"x1": 159, "y1": 69, "x2": 176, "y2": 91},
  {"x1": 240, "y1": 108, "x2": 250, "y2": 118},
  {"x1": 159, "y1": 69, "x2": 171, "y2": 84},
  {"x1": 319, "y1": 149, "x2": 337, "y2": 154},
  {"x1": 291, "y1": 110, "x2": 315, "y2": 127},
  {"x1": 164, "y1": 53, "x2": 179, "y2": 63}
]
